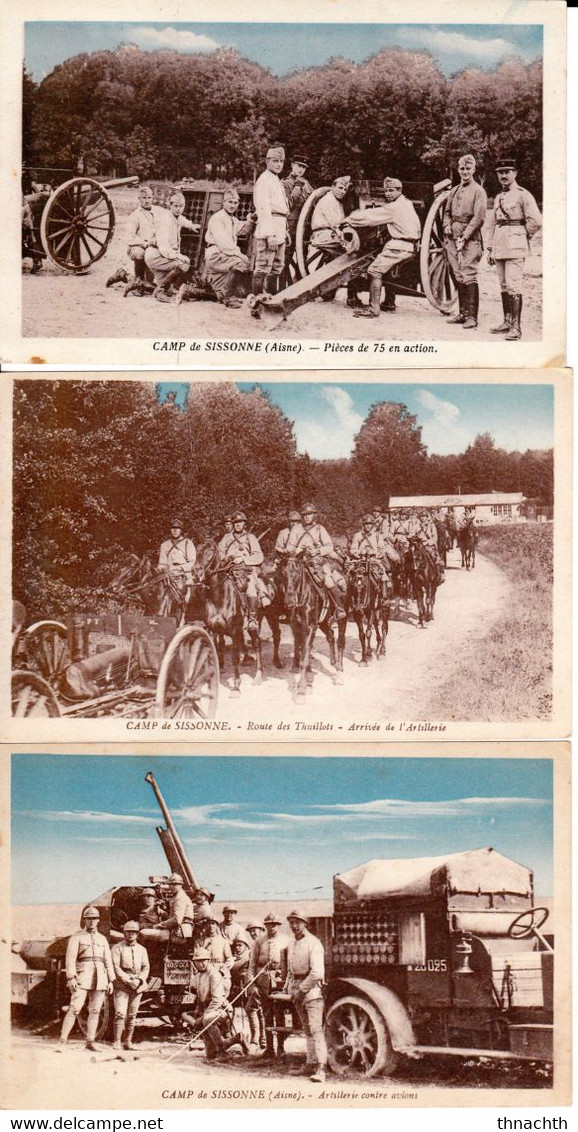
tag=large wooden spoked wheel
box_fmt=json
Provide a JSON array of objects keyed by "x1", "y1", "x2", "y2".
[
  {"x1": 295, "y1": 186, "x2": 335, "y2": 279},
  {"x1": 419, "y1": 189, "x2": 457, "y2": 313},
  {"x1": 40, "y1": 178, "x2": 115, "y2": 273},
  {"x1": 155, "y1": 623, "x2": 220, "y2": 720},
  {"x1": 22, "y1": 620, "x2": 69, "y2": 687},
  {"x1": 326, "y1": 995, "x2": 398, "y2": 1078},
  {"x1": 12, "y1": 670, "x2": 62, "y2": 717}
]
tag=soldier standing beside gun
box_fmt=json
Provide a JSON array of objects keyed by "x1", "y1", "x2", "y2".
[
  {"x1": 248, "y1": 911, "x2": 289, "y2": 1060},
  {"x1": 251, "y1": 145, "x2": 289, "y2": 310},
  {"x1": 111, "y1": 922, "x2": 149, "y2": 1051},
  {"x1": 486, "y1": 158, "x2": 542, "y2": 340},
  {"x1": 443, "y1": 154, "x2": 487, "y2": 330},
  {"x1": 58, "y1": 906, "x2": 114, "y2": 1052},
  {"x1": 282, "y1": 154, "x2": 313, "y2": 288},
  {"x1": 285, "y1": 910, "x2": 327, "y2": 1083}
]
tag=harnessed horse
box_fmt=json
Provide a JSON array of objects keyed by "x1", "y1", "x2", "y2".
[
  {"x1": 405, "y1": 537, "x2": 438, "y2": 627},
  {"x1": 110, "y1": 553, "x2": 189, "y2": 621},
  {"x1": 280, "y1": 553, "x2": 346, "y2": 701},
  {"x1": 347, "y1": 558, "x2": 389, "y2": 665},
  {"x1": 458, "y1": 519, "x2": 477, "y2": 570},
  {"x1": 434, "y1": 519, "x2": 451, "y2": 567}
]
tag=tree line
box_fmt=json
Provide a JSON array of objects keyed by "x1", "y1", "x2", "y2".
[
  {"x1": 23, "y1": 45, "x2": 542, "y2": 196},
  {"x1": 13, "y1": 381, "x2": 552, "y2": 618}
]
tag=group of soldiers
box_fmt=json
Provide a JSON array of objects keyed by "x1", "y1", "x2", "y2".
[
  {"x1": 101, "y1": 145, "x2": 541, "y2": 337},
  {"x1": 58, "y1": 877, "x2": 328, "y2": 1083},
  {"x1": 157, "y1": 502, "x2": 474, "y2": 629}
]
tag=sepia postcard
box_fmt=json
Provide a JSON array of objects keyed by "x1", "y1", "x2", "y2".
[
  {"x1": 0, "y1": 0, "x2": 566, "y2": 367},
  {"x1": 1, "y1": 369, "x2": 571, "y2": 743},
  {"x1": 1, "y1": 743, "x2": 571, "y2": 1110}
]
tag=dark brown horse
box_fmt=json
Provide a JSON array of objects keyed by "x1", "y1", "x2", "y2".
[
  {"x1": 347, "y1": 559, "x2": 389, "y2": 665},
  {"x1": 110, "y1": 553, "x2": 187, "y2": 620},
  {"x1": 434, "y1": 519, "x2": 451, "y2": 567},
  {"x1": 405, "y1": 537, "x2": 438, "y2": 627},
  {"x1": 458, "y1": 520, "x2": 477, "y2": 570},
  {"x1": 280, "y1": 554, "x2": 346, "y2": 701}
]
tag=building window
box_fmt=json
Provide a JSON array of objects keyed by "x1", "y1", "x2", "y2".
[{"x1": 491, "y1": 504, "x2": 512, "y2": 517}]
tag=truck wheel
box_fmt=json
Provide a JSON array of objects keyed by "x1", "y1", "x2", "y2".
[{"x1": 326, "y1": 995, "x2": 397, "y2": 1078}]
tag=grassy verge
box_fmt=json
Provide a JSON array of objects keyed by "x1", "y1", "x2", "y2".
[{"x1": 422, "y1": 522, "x2": 553, "y2": 721}]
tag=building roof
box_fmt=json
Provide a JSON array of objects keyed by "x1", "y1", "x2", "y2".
[{"x1": 389, "y1": 493, "x2": 524, "y2": 508}]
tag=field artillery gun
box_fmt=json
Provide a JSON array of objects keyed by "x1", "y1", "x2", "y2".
[
  {"x1": 11, "y1": 773, "x2": 214, "y2": 1040},
  {"x1": 11, "y1": 610, "x2": 219, "y2": 720},
  {"x1": 23, "y1": 167, "x2": 139, "y2": 272}
]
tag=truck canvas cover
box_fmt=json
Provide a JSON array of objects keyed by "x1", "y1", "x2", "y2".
[{"x1": 334, "y1": 848, "x2": 533, "y2": 906}]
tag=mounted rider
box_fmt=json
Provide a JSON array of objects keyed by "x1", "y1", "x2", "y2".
[
  {"x1": 458, "y1": 504, "x2": 477, "y2": 529},
  {"x1": 414, "y1": 509, "x2": 445, "y2": 584},
  {"x1": 274, "y1": 509, "x2": 303, "y2": 556},
  {"x1": 370, "y1": 506, "x2": 402, "y2": 569},
  {"x1": 158, "y1": 517, "x2": 196, "y2": 605},
  {"x1": 217, "y1": 511, "x2": 270, "y2": 630},
  {"x1": 280, "y1": 503, "x2": 347, "y2": 620},
  {"x1": 349, "y1": 514, "x2": 394, "y2": 600}
]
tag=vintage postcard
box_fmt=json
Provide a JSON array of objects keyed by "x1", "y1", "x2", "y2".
[
  {"x1": 0, "y1": 0, "x2": 566, "y2": 367},
  {"x1": 1, "y1": 370, "x2": 571, "y2": 743},
  {"x1": 1, "y1": 743, "x2": 571, "y2": 1109}
]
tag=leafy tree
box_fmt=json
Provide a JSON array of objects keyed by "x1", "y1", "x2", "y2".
[{"x1": 351, "y1": 402, "x2": 428, "y2": 500}]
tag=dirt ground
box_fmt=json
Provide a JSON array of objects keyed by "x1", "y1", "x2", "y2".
[
  {"x1": 22, "y1": 187, "x2": 543, "y2": 342},
  {"x1": 7, "y1": 1023, "x2": 550, "y2": 1109},
  {"x1": 213, "y1": 546, "x2": 511, "y2": 726}
]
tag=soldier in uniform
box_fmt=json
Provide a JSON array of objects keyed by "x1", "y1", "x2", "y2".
[
  {"x1": 111, "y1": 922, "x2": 150, "y2": 1051},
  {"x1": 248, "y1": 911, "x2": 289, "y2": 1060},
  {"x1": 197, "y1": 915, "x2": 234, "y2": 996},
  {"x1": 251, "y1": 145, "x2": 289, "y2": 308},
  {"x1": 217, "y1": 511, "x2": 269, "y2": 630},
  {"x1": 185, "y1": 948, "x2": 248, "y2": 1060},
  {"x1": 281, "y1": 503, "x2": 347, "y2": 619},
  {"x1": 348, "y1": 177, "x2": 421, "y2": 319},
  {"x1": 221, "y1": 904, "x2": 248, "y2": 948},
  {"x1": 309, "y1": 175, "x2": 361, "y2": 308},
  {"x1": 443, "y1": 154, "x2": 487, "y2": 329},
  {"x1": 282, "y1": 154, "x2": 314, "y2": 287},
  {"x1": 246, "y1": 919, "x2": 265, "y2": 942},
  {"x1": 415, "y1": 509, "x2": 445, "y2": 583},
  {"x1": 58, "y1": 906, "x2": 114, "y2": 1052},
  {"x1": 158, "y1": 518, "x2": 196, "y2": 582},
  {"x1": 274, "y1": 509, "x2": 303, "y2": 557},
  {"x1": 138, "y1": 887, "x2": 161, "y2": 929},
  {"x1": 285, "y1": 910, "x2": 327, "y2": 1083},
  {"x1": 154, "y1": 872, "x2": 196, "y2": 940},
  {"x1": 106, "y1": 184, "x2": 157, "y2": 296},
  {"x1": 349, "y1": 514, "x2": 396, "y2": 600},
  {"x1": 202, "y1": 188, "x2": 255, "y2": 308},
  {"x1": 486, "y1": 158, "x2": 542, "y2": 340},
  {"x1": 144, "y1": 190, "x2": 200, "y2": 303}
]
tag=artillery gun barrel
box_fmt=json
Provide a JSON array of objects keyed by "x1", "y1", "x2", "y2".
[
  {"x1": 102, "y1": 176, "x2": 140, "y2": 189},
  {"x1": 145, "y1": 772, "x2": 200, "y2": 892}
]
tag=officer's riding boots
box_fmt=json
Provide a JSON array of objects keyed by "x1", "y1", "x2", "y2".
[
  {"x1": 505, "y1": 294, "x2": 522, "y2": 340},
  {"x1": 113, "y1": 1018, "x2": 124, "y2": 1050},
  {"x1": 447, "y1": 282, "x2": 466, "y2": 323},
  {"x1": 491, "y1": 291, "x2": 512, "y2": 333},
  {"x1": 123, "y1": 1020, "x2": 137, "y2": 1050},
  {"x1": 328, "y1": 586, "x2": 347, "y2": 620},
  {"x1": 461, "y1": 282, "x2": 479, "y2": 329}
]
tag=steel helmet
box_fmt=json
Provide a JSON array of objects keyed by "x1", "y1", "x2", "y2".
[
  {"x1": 82, "y1": 906, "x2": 99, "y2": 920},
  {"x1": 232, "y1": 511, "x2": 247, "y2": 522},
  {"x1": 287, "y1": 909, "x2": 308, "y2": 924},
  {"x1": 193, "y1": 948, "x2": 211, "y2": 961},
  {"x1": 288, "y1": 510, "x2": 301, "y2": 522},
  {"x1": 168, "y1": 873, "x2": 184, "y2": 885},
  {"x1": 123, "y1": 921, "x2": 140, "y2": 933},
  {"x1": 264, "y1": 912, "x2": 283, "y2": 926},
  {"x1": 301, "y1": 503, "x2": 317, "y2": 516}
]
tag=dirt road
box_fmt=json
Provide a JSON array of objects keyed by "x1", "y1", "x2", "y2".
[
  {"x1": 215, "y1": 547, "x2": 511, "y2": 727},
  {"x1": 22, "y1": 188, "x2": 543, "y2": 342}
]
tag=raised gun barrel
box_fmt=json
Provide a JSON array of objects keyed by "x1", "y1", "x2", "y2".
[{"x1": 145, "y1": 772, "x2": 200, "y2": 895}]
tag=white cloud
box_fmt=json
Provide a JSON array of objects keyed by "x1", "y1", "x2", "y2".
[
  {"x1": 417, "y1": 389, "x2": 460, "y2": 426},
  {"x1": 132, "y1": 26, "x2": 219, "y2": 54},
  {"x1": 16, "y1": 809, "x2": 151, "y2": 825},
  {"x1": 416, "y1": 388, "x2": 470, "y2": 455},
  {"x1": 321, "y1": 386, "x2": 364, "y2": 432},
  {"x1": 319, "y1": 796, "x2": 549, "y2": 818},
  {"x1": 391, "y1": 28, "x2": 536, "y2": 66},
  {"x1": 296, "y1": 387, "x2": 363, "y2": 459}
]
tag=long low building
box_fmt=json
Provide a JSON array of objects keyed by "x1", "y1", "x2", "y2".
[{"x1": 389, "y1": 492, "x2": 525, "y2": 525}]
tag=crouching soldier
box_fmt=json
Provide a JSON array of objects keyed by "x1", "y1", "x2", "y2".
[
  {"x1": 349, "y1": 513, "x2": 395, "y2": 600},
  {"x1": 201, "y1": 188, "x2": 255, "y2": 307},
  {"x1": 111, "y1": 922, "x2": 149, "y2": 1051},
  {"x1": 184, "y1": 949, "x2": 249, "y2": 1060},
  {"x1": 286, "y1": 503, "x2": 347, "y2": 620},
  {"x1": 145, "y1": 190, "x2": 200, "y2": 303},
  {"x1": 218, "y1": 511, "x2": 270, "y2": 631}
]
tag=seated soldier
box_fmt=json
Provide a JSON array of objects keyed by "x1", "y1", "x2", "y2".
[
  {"x1": 349, "y1": 513, "x2": 395, "y2": 600},
  {"x1": 158, "y1": 517, "x2": 196, "y2": 605},
  {"x1": 144, "y1": 190, "x2": 200, "y2": 303},
  {"x1": 184, "y1": 948, "x2": 248, "y2": 1061},
  {"x1": 347, "y1": 177, "x2": 421, "y2": 318},
  {"x1": 140, "y1": 873, "x2": 195, "y2": 942},
  {"x1": 310, "y1": 175, "x2": 361, "y2": 308},
  {"x1": 415, "y1": 509, "x2": 445, "y2": 584},
  {"x1": 217, "y1": 511, "x2": 270, "y2": 631},
  {"x1": 201, "y1": 188, "x2": 255, "y2": 308},
  {"x1": 138, "y1": 887, "x2": 161, "y2": 929},
  {"x1": 107, "y1": 185, "x2": 158, "y2": 296},
  {"x1": 282, "y1": 502, "x2": 347, "y2": 620}
]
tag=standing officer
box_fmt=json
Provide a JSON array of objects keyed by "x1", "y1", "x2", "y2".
[
  {"x1": 282, "y1": 154, "x2": 313, "y2": 286},
  {"x1": 486, "y1": 158, "x2": 542, "y2": 340},
  {"x1": 285, "y1": 910, "x2": 327, "y2": 1083},
  {"x1": 111, "y1": 922, "x2": 150, "y2": 1051},
  {"x1": 443, "y1": 154, "x2": 487, "y2": 329},
  {"x1": 58, "y1": 906, "x2": 114, "y2": 1052},
  {"x1": 248, "y1": 911, "x2": 289, "y2": 1060}
]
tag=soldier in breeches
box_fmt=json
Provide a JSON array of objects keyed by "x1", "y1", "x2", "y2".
[
  {"x1": 217, "y1": 511, "x2": 269, "y2": 631},
  {"x1": 111, "y1": 922, "x2": 150, "y2": 1050},
  {"x1": 185, "y1": 949, "x2": 248, "y2": 1060},
  {"x1": 285, "y1": 910, "x2": 327, "y2": 1083},
  {"x1": 282, "y1": 503, "x2": 347, "y2": 620},
  {"x1": 349, "y1": 514, "x2": 397, "y2": 599},
  {"x1": 251, "y1": 145, "x2": 289, "y2": 308},
  {"x1": 144, "y1": 190, "x2": 200, "y2": 303},
  {"x1": 158, "y1": 517, "x2": 196, "y2": 593},
  {"x1": 203, "y1": 188, "x2": 255, "y2": 308},
  {"x1": 443, "y1": 154, "x2": 487, "y2": 329},
  {"x1": 248, "y1": 911, "x2": 289, "y2": 1059},
  {"x1": 348, "y1": 177, "x2": 421, "y2": 318},
  {"x1": 486, "y1": 158, "x2": 542, "y2": 340},
  {"x1": 59, "y1": 906, "x2": 114, "y2": 1051}
]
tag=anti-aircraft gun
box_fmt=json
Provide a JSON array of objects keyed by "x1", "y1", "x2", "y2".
[{"x1": 11, "y1": 772, "x2": 212, "y2": 1039}]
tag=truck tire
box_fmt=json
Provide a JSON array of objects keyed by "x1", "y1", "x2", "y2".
[{"x1": 326, "y1": 995, "x2": 398, "y2": 1078}]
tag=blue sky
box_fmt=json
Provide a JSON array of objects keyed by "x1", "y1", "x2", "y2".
[
  {"x1": 25, "y1": 22, "x2": 542, "y2": 81},
  {"x1": 158, "y1": 382, "x2": 554, "y2": 460},
  {"x1": 12, "y1": 755, "x2": 553, "y2": 905}
]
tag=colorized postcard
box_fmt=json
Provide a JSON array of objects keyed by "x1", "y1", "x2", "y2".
[
  {"x1": 0, "y1": 0, "x2": 566, "y2": 366},
  {"x1": 1, "y1": 744, "x2": 571, "y2": 1109},
  {"x1": 0, "y1": 370, "x2": 571, "y2": 743}
]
